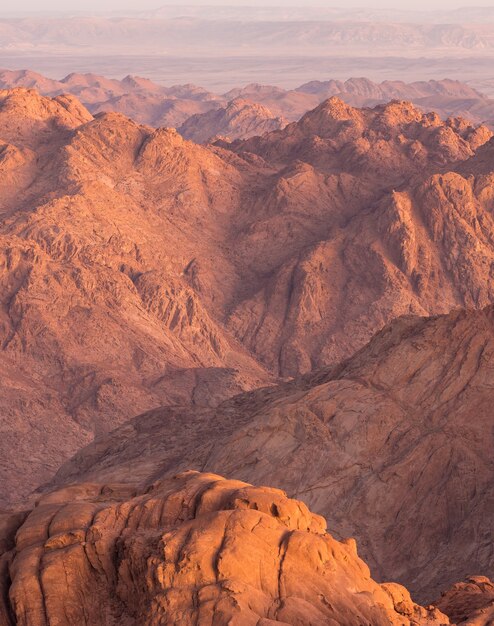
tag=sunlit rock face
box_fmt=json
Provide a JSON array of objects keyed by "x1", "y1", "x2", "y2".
[
  {"x1": 1, "y1": 84, "x2": 494, "y2": 626},
  {"x1": 0, "y1": 471, "x2": 449, "y2": 626}
]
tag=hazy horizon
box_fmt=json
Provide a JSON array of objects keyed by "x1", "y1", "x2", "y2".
[
  {"x1": 3, "y1": 0, "x2": 494, "y2": 92},
  {"x1": 3, "y1": 0, "x2": 494, "y2": 13}
]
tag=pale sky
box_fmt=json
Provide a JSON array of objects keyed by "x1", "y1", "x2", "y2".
[{"x1": 4, "y1": 1, "x2": 494, "y2": 13}]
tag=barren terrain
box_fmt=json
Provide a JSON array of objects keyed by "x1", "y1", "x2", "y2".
[{"x1": 3, "y1": 87, "x2": 494, "y2": 508}]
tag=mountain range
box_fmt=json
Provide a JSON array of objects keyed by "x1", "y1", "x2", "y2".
[
  {"x1": 1, "y1": 14, "x2": 493, "y2": 56},
  {"x1": 3, "y1": 69, "x2": 494, "y2": 140},
  {"x1": 3, "y1": 84, "x2": 494, "y2": 505},
  {"x1": 1, "y1": 82, "x2": 494, "y2": 624}
]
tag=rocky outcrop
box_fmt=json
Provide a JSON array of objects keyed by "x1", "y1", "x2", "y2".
[
  {"x1": 435, "y1": 577, "x2": 494, "y2": 625},
  {"x1": 0, "y1": 471, "x2": 450, "y2": 626},
  {"x1": 0, "y1": 88, "x2": 92, "y2": 149}
]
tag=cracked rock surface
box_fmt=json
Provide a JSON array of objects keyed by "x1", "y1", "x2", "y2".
[{"x1": 0, "y1": 471, "x2": 449, "y2": 626}]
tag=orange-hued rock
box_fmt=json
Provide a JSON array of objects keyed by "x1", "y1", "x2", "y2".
[
  {"x1": 3, "y1": 87, "x2": 494, "y2": 512},
  {"x1": 224, "y1": 98, "x2": 494, "y2": 375},
  {"x1": 178, "y1": 98, "x2": 287, "y2": 143},
  {"x1": 54, "y1": 306, "x2": 494, "y2": 602},
  {"x1": 0, "y1": 89, "x2": 273, "y2": 508},
  {"x1": 91, "y1": 92, "x2": 224, "y2": 128},
  {"x1": 0, "y1": 88, "x2": 92, "y2": 148},
  {"x1": 0, "y1": 471, "x2": 450, "y2": 626}
]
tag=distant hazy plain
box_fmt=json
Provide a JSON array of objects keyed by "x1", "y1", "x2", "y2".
[{"x1": 2, "y1": 6, "x2": 494, "y2": 93}]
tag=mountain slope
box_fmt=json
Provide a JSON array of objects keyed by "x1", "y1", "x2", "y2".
[
  {"x1": 54, "y1": 306, "x2": 494, "y2": 601},
  {"x1": 0, "y1": 89, "x2": 273, "y2": 508},
  {"x1": 3, "y1": 89, "x2": 494, "y2": 510},
  {"x1": 223, "y1": 98, "x2": 493, "y2": 374},
  {"x1": 178, "y1": 98, "x2": 287, "y2": 143}
]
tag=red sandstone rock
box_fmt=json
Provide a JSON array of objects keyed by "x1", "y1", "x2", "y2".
[{"x1": 0, "y1": 471, "x2": 451, "y2": 626}]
